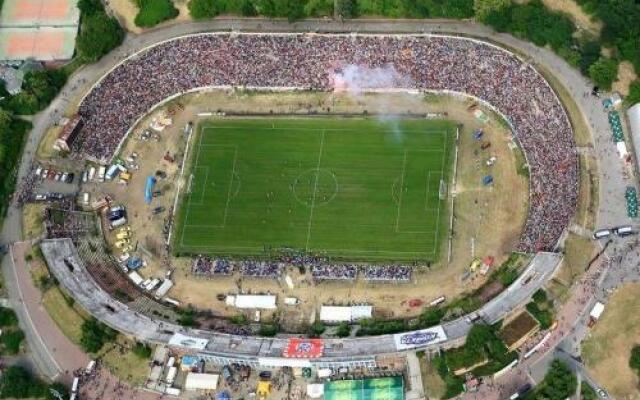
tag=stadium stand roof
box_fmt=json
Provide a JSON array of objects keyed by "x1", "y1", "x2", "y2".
[
  {"x1": 324, "y1": 377, "x2": 404, "y2": 400},
  {"x1": 0, "y1": 0, "x2": 79, "y2": 61}
]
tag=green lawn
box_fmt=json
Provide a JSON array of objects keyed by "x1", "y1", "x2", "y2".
[{"x1": 174, "y1": 118, "x2": 455, "y2": 262}]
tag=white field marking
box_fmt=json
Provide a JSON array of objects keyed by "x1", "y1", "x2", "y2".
[
  {"x1": 204, "y1": 125, "x2": 446, "y2": 136},
  {"x1": 305, "y1": 130, "x2": 326, "y2": 250},
  {"x1": 221, "y1": 147, "x2": 239, "y2": 226},
  {"x1": 187, "y1": 167, "x2": 209, "y2": 206},
  {"x1": 394, "y1": 150, "x2": 408, "y2": 233},
  {"x1": 425, "y1": 170, "x2": 444, "y2": 211},
  {"x1": 179, "y1": 244, "x2": 435, "y2": 257},
  {"x1": 432, "y1": 130, "x2": 450, "y2": 256},
  {"x1": 180, "y1": 131, "x2": 206, "y2": 247}
]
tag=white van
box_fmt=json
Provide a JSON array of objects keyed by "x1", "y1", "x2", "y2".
[
  {"x1": 592, "y1": 229, "x2": 612, "y2": 240},
  {"x1": 614, "y1": 225, "x2": 635, "y2": 237},
  {"x1": 98, "y1": 166, "x2": 106, "y2": 182},
  {"x1": 71, "y1": 377, "x2": 79, "y2": 393}
]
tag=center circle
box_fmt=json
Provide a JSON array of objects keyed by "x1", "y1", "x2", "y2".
[{"x1": 292, "y1": 169, "x2": 339, "y2": 207}]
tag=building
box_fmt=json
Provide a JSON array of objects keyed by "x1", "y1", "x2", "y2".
[
  {"x1": 629, "y1": 103, "x2": 640, "y2": 173},
  {"x1": 0, "y1": 0, "x2": 80, "y2": 62},
  {"x1": 54, "y1": 115, "x2": 83, "y2": 152},
  {"x1": 0, "y1": 66, "x2": 24, "y2": 94}
]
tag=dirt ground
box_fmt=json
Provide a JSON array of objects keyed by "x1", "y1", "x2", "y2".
[
  {"x1": 613, "y1": 61, "x2": 638, "y2": 96},
  {"x1": 107, "y1": 0, "x2": 191, "y2": 34},
  {"x1": 541, "y1": 0, "x2": 602, "y2": 35},
  {"x1": 95, "y1": 90, "x2": 527, "y2": 325},
  {"x1": 583, "y1": 283, "x2": 640, "y2": 400}
]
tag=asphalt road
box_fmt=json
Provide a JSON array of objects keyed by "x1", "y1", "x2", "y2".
[{"x1": 0, "y1": 17, "x2": 634, "y2": 385}]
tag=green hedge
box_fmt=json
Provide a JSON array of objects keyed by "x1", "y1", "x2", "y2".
[{"x1": 134, "y1": 0, "x2": 179, "y2": 27}]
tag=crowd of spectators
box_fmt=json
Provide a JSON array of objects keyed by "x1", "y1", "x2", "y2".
[
  {"x1": 192, "y1": 256, "x2": 233, "y2": 276},
  {"x1": 240, "y1": 260, "x2": 284, "y2": 278},
  {"x1": 311, "y1": 264, "x2": 358, "y2": 280},
  {"x1": 45, "y1": 206, "x2": 96, "y2": 239},
  {"x1": 191, "y1": 254, "x2": 414, "y2": 282},
  {"x1": 363, "y1": 265, "x2": 411, "y2": 282},
  {"x1": 76, "y1": 33, "x2": 577, "y2": 252}
]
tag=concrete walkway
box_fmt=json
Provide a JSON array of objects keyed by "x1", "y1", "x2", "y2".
[{"x1": 5, "y1": 242, "x2": 89, "y2": 383}]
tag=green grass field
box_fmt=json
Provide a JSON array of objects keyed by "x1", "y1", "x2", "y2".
[{"x1": 174, "y1": 118, "x2": 455, "y2": 262}]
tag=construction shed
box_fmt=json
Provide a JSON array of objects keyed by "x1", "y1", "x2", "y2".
[
  {"x1": 184, "y1": 373, "x2": 219, "y2": 391},
  {"x1": 323, "y1": 377, "x2": 404, "y2": 400}
]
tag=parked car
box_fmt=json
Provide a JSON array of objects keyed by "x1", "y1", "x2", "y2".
[
  {"x1": 107, "y1": 210, "x2": 125, "y2": 221},
  {"x1": 35, "y1": 167, "x2": 43, "y2": 177},
  {"x1": 152, "y1": 207, "x2": 165, "y2": 215},
  {"x1": 34, "y1": 194, "x2": 47, "y2": 201},
  {"x1": 66, "y1": 173, "x2": 75, "y2": 183},
  {"x1": 55, "y1": 172, "x2": 62, "y2": 181}
]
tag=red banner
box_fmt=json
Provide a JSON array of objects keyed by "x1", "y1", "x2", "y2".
[{"x1": 283, "y1": 338, "x2": 324, "y2": 358}]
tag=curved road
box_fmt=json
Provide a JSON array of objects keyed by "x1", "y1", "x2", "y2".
[{"x1": 0, "y1": 18, "x2": 633, "y2": 391}]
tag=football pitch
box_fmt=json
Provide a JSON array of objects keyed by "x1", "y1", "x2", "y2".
[{"x1": 174, "y1": 118, "x2": 456, "y2": 262}]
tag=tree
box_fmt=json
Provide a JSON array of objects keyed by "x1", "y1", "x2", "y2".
[
  {"x1": 134, "y1": 0, "x2": 179, "y2": 28},
  {"x1": 239, "y1": 0, "x2": 258, "y2": 16},
  {"x1": 579, "y1": 40, "x2": 602, "y2": 74},
  {"x1": 1, "y1": 329, "x2": 25, "y2": 355},
  {"x1": 629, "y1": 345, "x2": 640, "y2": 374},
  {"x1": 0, "y1": 307, "x2": 18, "y2": 327},
  {"x1": 188, "y1": 0, "x2": 221, "y2": 19},
  {"x1": 589, "y1": 57, "x2": 619, "y2": 90},
  {"x1": 132, "y1": 342, "x2": 153, "y2": 359},
  {"x1": 474, "y1": 0, "x2": 510, "y2": 21},
  {"x1": 80, "y1": 318, "x2": 116, "y2": 353},
  {"x1": 0, "y1": 366, "x2": 47, "y2": 399},
  {"x1": 625, "y1": 80, "x2": 640, "y2": 106},
  {"x1": 336, "y1": 0, "x2": 357, "y2": 18},
  {"x1": 309, "y1": 321, "x2": 326, "y2": 337},
  {"x1": 47, "y1": 382, "x2": 69, "y2": 400},
  {"x1": 78, "y1": 0, "x2": 103, "y2": 15},
  {"x1": 534, "y1": 360, "x2": 577, "y2": 400},
  {"x1": 77, "y1": 12, "x2": 124, "y2": 62},
  {"x1": 336, "y1": 322, "x2": 351, "y2": 337}
]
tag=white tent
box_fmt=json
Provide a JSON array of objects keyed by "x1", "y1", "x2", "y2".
[
  {"x1": 184, "y1": 373, "x2": 219, "y2": 391},
  {"x1": 629, "y1": 104, "x2": 640, "y2": 168},
  {"x1": 234, "y1": 294, "x2": 277, "y2": 309},
  {"x1": 155, "y1": 279, "x2": 173, "y2": 298},
  {"x1": 319, "y1": 305, "x2": 372, "y2": 322}
]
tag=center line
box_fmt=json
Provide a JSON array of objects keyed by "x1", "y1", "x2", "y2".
[{"x1": 305, "y1": 130, "x2": 326, "y2": 250}]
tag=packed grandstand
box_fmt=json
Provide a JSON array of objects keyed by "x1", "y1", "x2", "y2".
[{"x1": 75, "y1": 33, "x2": 578, "y2": 253}]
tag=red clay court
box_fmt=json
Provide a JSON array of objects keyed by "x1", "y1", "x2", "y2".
[
  {"x1": 0, "y1": 0, "x2": 79, "y2": 26},
  {"x1": 0, "y1": 0, "x2": 79, "y2": 61}
]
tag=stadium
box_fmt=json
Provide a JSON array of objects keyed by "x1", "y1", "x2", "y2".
[{"x1": 37, "y1": 31, "x2": 580, "y2": 376}]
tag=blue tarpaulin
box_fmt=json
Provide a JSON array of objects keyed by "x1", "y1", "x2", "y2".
[
  {"x1": 216, "y1": 391, "x2": 230, "y2": 400},
  {"x1": 145, "y1": 176, "x2": 156, "y2": 204}
]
